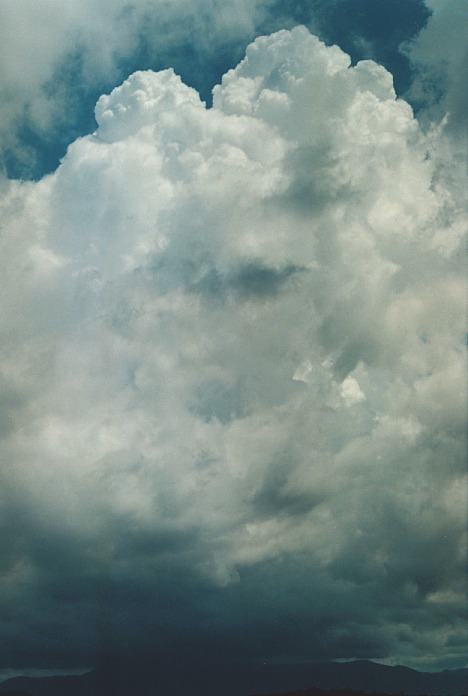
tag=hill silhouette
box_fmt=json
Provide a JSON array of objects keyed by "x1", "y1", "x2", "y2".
[{"x1": 0, "y1": 660, "x2": 466, "y2": 696}]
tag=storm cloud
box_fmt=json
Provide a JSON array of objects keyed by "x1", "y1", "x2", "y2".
[{"x1": 0, "y1": 17, "x2": 466, "y2": 678}]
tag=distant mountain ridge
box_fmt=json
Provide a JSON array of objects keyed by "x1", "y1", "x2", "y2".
[
  {"x1": 250, "y1": 661, "x2": 468, "y2": 696},
  {"x1": 258, "y1": 689, "x2": 466, "y2": 696},
  {"x1": 0, "y1": 659, "x2": 466, "y2": 696}
]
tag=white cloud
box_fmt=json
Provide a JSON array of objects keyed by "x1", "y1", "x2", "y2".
[
  {"x1": 340, "y1": 376, "x2": 365, "y2": 407},
  {"x1": 0, "y1": 0, "x2": 265, "y2": 174},
  {"x1": 293, "y1": 359, "x2": 313, "y2": 383},
  {"x1": 0, "y1": 26, "x2": 465, "y2": 668}
]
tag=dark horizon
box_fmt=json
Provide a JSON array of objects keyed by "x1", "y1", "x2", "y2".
[{"x1": 1, "y1": 658, "x2": 467, "y2": 696}]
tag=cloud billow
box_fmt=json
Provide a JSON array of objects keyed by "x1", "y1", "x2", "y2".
[{"x1": 0, "y1": 26, "x2": 466, "y2": 672}]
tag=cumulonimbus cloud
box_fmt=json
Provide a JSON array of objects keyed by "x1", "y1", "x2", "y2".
[{"x1": 0, "y1": 26, "x2": 466, "y2": 671}]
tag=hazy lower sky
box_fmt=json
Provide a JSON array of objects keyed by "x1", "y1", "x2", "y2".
[{"x1": 0, "y1": 0, "x2": 466, "y2": 677}]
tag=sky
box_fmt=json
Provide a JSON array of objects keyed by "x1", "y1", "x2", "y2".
[{"x1": 0, "y1": 0, "x2": 467, "y2": 681}]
